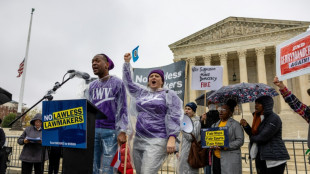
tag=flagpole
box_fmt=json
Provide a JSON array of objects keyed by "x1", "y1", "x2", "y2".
[{"x1": 17, "y1": 8, "x2": 35, "y2": 114}]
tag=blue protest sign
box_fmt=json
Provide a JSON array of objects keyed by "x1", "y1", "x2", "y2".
[
  {"x1": 201, "y1": 127, "x2": 229, "y2": 148},
  {"x1": 42, "y1": 99, "x2": 87, "y2": 149},
  {"x1": 132, "y1": 45, "x2": 139, "y2": 62}
]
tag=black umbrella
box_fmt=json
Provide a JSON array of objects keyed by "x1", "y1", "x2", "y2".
[
  {"x1": 0, "y1": 87, "x2": 12, "y2": 105},
  {"x1": 195, "y1": 90, "x2": 216, "y2": 106}
]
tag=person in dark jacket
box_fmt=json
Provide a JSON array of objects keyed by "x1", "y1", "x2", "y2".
[
  {"x1": 18, "y1": 113, "x2": 48, "y2": 174},
  {"x1": 0, "y1": 119, "x2": 6, "y2": 174},
  {"x1": 201, "y1": 101, "x2": 219, "y2": 174},
  {"x1": 240, "y1": 96, "x2": 290, "y2": 174},
  {"x1": 48, "y1": 146, "x2": 62, "y2": 174}
]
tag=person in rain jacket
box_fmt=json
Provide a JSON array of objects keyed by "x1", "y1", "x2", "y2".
[
  {"x1": 177, "y1": 102, "x2": 201, "y2": 174},
  {"x1": 88, "y1": 53, "x2": 128, "y2": 174},
  {"x1": 240, "y1": 95, "x2": 290, "y2": 174},
  {"x1": 211, "y1": 99, "x2": 244, "y2": 174},
  {"x1": 123, "y1": 53, "x2": 183, "y2": 174},
  {"x1": 18, "y1": 113, "x2": 48, "y2": 174}
]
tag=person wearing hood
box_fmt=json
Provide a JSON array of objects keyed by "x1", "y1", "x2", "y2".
[
  {"x1": 240, "y1": 96, "x2": 290, "y2": 174},
  {"x1": 88, "y1": 53, "x2": 128, "y2": 174},
  {"x1": 18, "y1": 113, "x2": 48, "y2": 174},
  {"x1": 200, "y1": 101, "x2": 219, "y2": 174},
  {"x1": 211, "y1": 99, "x2": 244, "y2": 174},
  {"x1": 273, "y1": 76, "x2": 310, "y2": 148},
  {"x1": 177, "y1": 102, "x2": 201, "y2": 174},
  {"x1": 123, "y1": 53, "x2": 183, "y2": 174}
]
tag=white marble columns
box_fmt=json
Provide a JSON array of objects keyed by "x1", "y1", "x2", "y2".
[
  {"x1": 219, "y1": 53, "x2": 229, "y2": 86},
  {"x1": 255, "y1": 47, "x2": 267, "y2": 84},
  {"x1": 188, "y1": 57, "x2": 197, "y2": 103},
  {"x1": 238, "y1": 50, "x2": 251, "y2": 114}
]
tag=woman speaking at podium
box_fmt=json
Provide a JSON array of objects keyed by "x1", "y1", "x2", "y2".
[{"x1": 123, "y1": 53, "x2": 183, "y2": 174}]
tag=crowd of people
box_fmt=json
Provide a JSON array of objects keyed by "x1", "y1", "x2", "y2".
[{"x1": 0, "y1": 52, "x2": 308, "y2": 174}]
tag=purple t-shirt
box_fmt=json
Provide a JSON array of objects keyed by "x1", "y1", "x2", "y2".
[{"x1": 88, "y1": 76, "x2": 128, "y2": 131}]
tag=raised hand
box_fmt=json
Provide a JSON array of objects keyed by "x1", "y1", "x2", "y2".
[
  {"x1": 124, "y1": 53, "x2": 131, "y2": 63},
  {"x1": 273, "y1": 76, "x2": 285, "y2": 89}
]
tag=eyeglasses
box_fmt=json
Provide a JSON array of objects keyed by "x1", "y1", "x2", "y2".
[{"x1": 217, "y1": 108, "x2": 227, "y2": 112}]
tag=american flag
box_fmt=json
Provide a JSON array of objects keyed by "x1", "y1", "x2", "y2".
[{"x1": 17, "y1": 59, "x2": 25, "y2": 78}]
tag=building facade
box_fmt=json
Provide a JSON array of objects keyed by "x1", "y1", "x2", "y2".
[{"x1": 169, "y1": 17, "x2": 310, "y2": 139}]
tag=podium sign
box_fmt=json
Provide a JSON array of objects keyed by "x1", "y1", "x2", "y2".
[
  {"x1": 42, "y1": 99, "x2": 87, "y2": 149},
  {"x1": 201, "y1": 127, "x2": 229, "y2": 148}
]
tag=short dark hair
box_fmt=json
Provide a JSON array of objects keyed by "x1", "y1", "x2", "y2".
[
  {"x1": 0, "y1": 118, "x2": 2, "y2": 125},
  {"x1": 307, "y1": 88, "x2": 310, "y2": 96}
]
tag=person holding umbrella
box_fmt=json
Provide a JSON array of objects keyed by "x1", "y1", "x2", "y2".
[
  {"x1": 211, "y1": 99, "x2": 244, "y2": 174},
  {"x1": 240, "y1": 95, "x2": 290, "y2": 174},
  {"x1": 273, "y1": 76, "x2": 310, "y2": 148}
]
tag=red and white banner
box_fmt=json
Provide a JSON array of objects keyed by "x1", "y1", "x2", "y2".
[{"x1": 276, "y1": 30, "x2": 310, "y2": 80}]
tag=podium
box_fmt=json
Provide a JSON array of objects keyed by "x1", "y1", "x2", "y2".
[{"x1": 42, "y1": 99, "x2": 106, "y2": 174}]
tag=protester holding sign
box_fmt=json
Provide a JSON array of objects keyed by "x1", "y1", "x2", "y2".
[
  {"x1": 211, "y1": 99, "x2": 244, "y2": 174},
  {"x1": 273, "y1": 76, "x2": 310, "y2": 148},
  {"x1": 177, "y1": 102, "x2": 201, "y2": 174},
  {"x1": 123, "y1": 52, "x2": 183, "y2": 174},
  {"x1": 240, "y1": 95, "x2": 290, "y2": 174},
  {"x1": 201, "y1": 101, "x2": 219, "y2": 174},
  {"x1": 88, "y1": 53, "x2": 128, "y2": 174},
  {"x1": 17, "y1": 113, "x2": 48, "y2": 174}
]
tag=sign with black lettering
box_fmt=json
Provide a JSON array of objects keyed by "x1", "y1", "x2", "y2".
[
  {"x1": 133, "y1": 60, "x2": 186, "y2": 101},
  {"x1": 42, "y1": 99, "x2": 87, "y2": 149},
  {"x1": 201, "y1": 127, "x2": 229, "y2": 148},
  {"x1": 191, "y1": 66, "x2": 223, "y2": 90}
]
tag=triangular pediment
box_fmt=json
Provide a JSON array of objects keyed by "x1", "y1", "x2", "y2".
[{"x1": 169, "y1": 17, "x2": 310, "y2": 48}]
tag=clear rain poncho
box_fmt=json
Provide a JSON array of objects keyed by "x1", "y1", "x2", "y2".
[
  {"x1": 122, "y1": 62, "x2": 184, "y2": 174},
  {"x1": 177, "y1": 115, "x2": 201, "y2": 174}
]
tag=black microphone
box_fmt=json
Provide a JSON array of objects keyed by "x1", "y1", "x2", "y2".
[{"x1": 67, "y1": 70, "x2": 90, "y2": 80}]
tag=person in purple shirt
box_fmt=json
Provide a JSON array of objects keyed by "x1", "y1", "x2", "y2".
[
  {"x1": 88, "y1": 54, "x2": 128, "y2": 174},
  {"x1": 123, "y1": 53, "x2": 183, "y2": 174}
]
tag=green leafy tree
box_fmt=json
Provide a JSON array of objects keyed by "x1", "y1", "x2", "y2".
[
  {"x1": 23, "y1": 108, "x2": 41, "y2": 127},
  {"x1": 2, "y1": 113, "x2": 17, "y2": 128}
]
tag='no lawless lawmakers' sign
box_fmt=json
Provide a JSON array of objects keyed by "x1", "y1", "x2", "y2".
[
  {"x1": 276, "y1": 30, "x2": 310, "y2": 80},
  {"x1": 133, "y1": 60, "x2": 186, "y2": 101}
]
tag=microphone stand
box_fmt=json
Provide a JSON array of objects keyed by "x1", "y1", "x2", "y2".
[
  {"x1": 8, "y1": 75, "x2": 73, "y2": 127},
  {"x1": 8, "y1": 74, "x2": 74, "y2": 173}
]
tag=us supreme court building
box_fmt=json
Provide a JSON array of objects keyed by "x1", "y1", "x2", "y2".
[{"x1": 169, "y1": 17, "x2": 310, "y2": 139}]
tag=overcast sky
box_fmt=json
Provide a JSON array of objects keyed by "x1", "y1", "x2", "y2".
[{"x1": 1, "y1": 0, "x2": 310, "y2": 110}]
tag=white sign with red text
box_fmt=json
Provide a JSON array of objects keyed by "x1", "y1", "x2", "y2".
[
  {"x1": 276, "y1": 30, "x2": 310, "y2": 81},
  {"x1": 191, "y1": 66, "x2": 223, "y2": 90}
]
